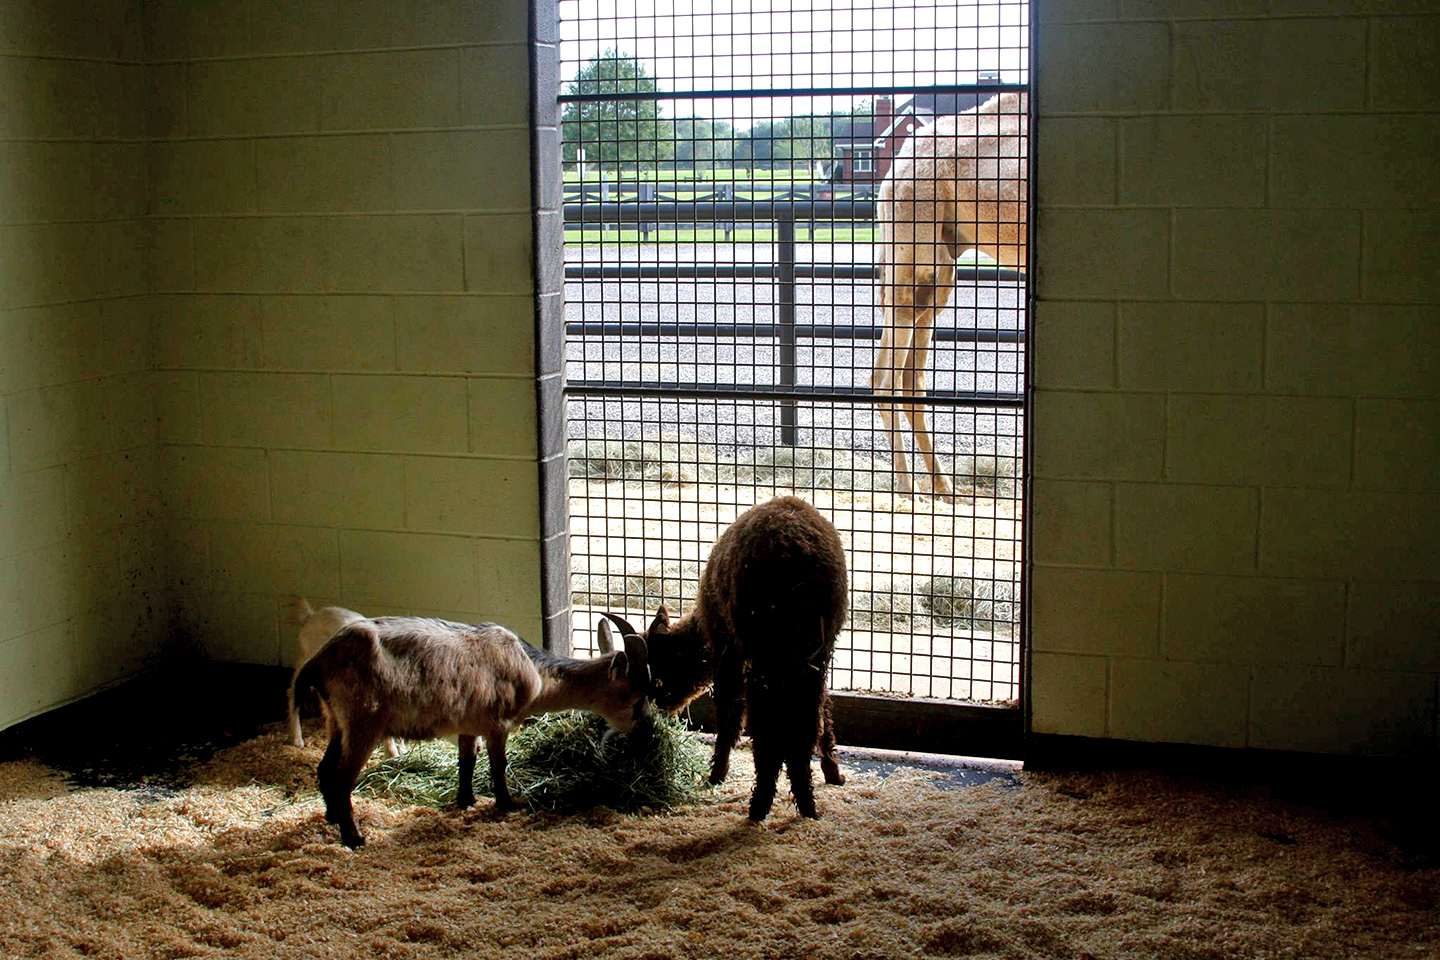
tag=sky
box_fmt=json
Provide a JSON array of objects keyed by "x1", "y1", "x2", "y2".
[{"x1": 557, "y1": 0, "x2": 1029, "y2": 124}]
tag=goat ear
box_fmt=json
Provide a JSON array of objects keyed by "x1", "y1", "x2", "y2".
[
  {"x1": 608, "y1": 649, "x2": 629, "y2": 682},
  {"x1": 596, "y1": 616, "x2": 615, "y2": 655},
  {"x1": 623, "y1": 635, "x2": 651, "y2": 693},
  {"x1": 602, "y1": 612, "x2": 639, "y2": 639}
]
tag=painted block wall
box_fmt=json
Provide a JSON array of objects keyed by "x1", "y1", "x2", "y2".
[
  {"x1": 0, "y1": 2, "x2": 167, "y2": 729},
  {"x1": 147, "y1": 0, "x2": 548, "y2": 665},
  {"x1": 1032, "y1": 2, "x2": 1440, "y2": 755}
]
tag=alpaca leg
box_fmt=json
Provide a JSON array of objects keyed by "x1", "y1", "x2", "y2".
[
  {"x1": 786, "y1": 723, "x2": 820, "y2": 819},
  {"x1": 748, "y1": 733, "x2": 785, "y2": 822},
  {"x1": 817, "y1": 688, "x2": 846, "y2": 786}
]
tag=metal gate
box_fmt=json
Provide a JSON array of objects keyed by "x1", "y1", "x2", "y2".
[{"x1": 557, "y1": 0, "x2": 1030, "y2": 744}]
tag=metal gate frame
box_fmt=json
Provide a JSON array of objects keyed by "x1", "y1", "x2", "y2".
[{"x1": 550, "y1": 59, "x2": 1034, "y2": 759}]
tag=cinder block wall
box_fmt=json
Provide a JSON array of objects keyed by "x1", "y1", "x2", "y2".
[
  {"x1": 0, "y1": 3, "x2": 165, "y2": 729},
  {"x1": 148, "y1": 0, "x2": 550, "y2": 664},
  {"x1": 1032, "y1": 2, "x2": 1440, "y2": 754}
]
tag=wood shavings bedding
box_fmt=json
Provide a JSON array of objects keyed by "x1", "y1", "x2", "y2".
[{"x1": 0, "y1": 723, "x2": 1434, "y2": 959}]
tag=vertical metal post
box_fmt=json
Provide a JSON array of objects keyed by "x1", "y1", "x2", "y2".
[{"x1": 778, "y1": 212, "x2": 797, "y2": 446}]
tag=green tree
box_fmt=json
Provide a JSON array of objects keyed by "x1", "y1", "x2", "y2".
[{"x1": 562, "y1": 49, "x2": 674, "y2": 173}]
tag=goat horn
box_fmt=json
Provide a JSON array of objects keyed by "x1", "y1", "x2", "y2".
[{"x1": 602, "y1": 612, "x2": 640, "y2": 638}]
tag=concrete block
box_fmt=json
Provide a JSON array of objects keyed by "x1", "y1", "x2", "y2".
[
  {"x1": 1261, "y1": 488, "x2": 1440, "y2": 580},
  {"x1": 1266, "y1": 304, "x2": 1440, "y2": 398},
  {"x1": 261, "y1": 295, "x2": 396, "y2": 372},
  {"x1": 146, "y1": 63, "x2": 186, "y2": 137},
  {"x1": 476, "y1": 537, "x2": 543, "y2": 619},
  {"x1": 1030, "y1": 651, "x2": 1108, "y2": 738},
  {"x1": 193, "y1": 218, "x2": 330, "y2": 294},
  {"x1": 1250, "y1": 664, "x2": 1436, "y2": 755},
  {"x1": 1163, "y1": 573, "x2": 1346, "y2": 665},
  {"x1": 250, "y1": 0, "x2": 389, "y2": 53},
  {"x1": 67, "y1": 449, "x2": 161, "y2": 533},
  {"x1": 8, "y1": 380, "x2": 114, "y2": 472},
  {"x1": 270, "y1": 450, "x2": 406, "y2": 528},
  {"x1": 1033, "y1": 480, "x2": 1112, "y2": 566},
  {"x1": 0, "y1": 624, "x2": 79, "y2": 727},
  {"x1": 1036, "y1": 209, "x2": 1169, "y2": 300},
  {"x1": 0, "y1": 466, "x2": 67, "y2": 557},
  {"x1": 393, "y1": 130, "x2": 531, "y2": 212},
  {"x1": 1272, "y1": 115, "x2": 1440, "y2": 209},
  {"x1": 404, "y1": 456, "x2": 540, "y2": 539},
  {"x1": 1034, "y1": 301, "x2": 1115, "y2": 390},
  {"x1": 154, "y1": 295, "x2": 263, "y2": 370},
  {"x1": 147, "y1": 219, "x2": 194, "y2": 293},
  {"x1": 1118, "y1": 302, "x2": 1263, "y2": 393},
  {"x1": 460, "y1": 45, "x2": 532, "y2": 127},
  {"x1": 175, "y1": 591, "x2": 282, "y2": 665},
  {"x1": 1033, "y1": 390, "x2": 1166, "y2": 480},
  {"x1": 1037, "y1": 118, "x2": 1116, "y2": 207},
  {"x1": 210, "y1": 523, "x2": 340, "y2": 599},
  {"x1": 321, "y1": 51, "x2": 460, "y2": 131},
  {"x1": 395, "y1": 295, "x2": 534, "y2": 376},
  {"x1": 1165, "y1": 395, "x2": 1352, "y2": 488},
  {"x1": 469, "y1": 378, "x2": 540, "y2": 458},
  {"x1": 257, "y1": 135, "x2": 393, "y2": 213},
  {"x1": 0, "y1": 56, "x2": 97, "y2": 139},
  {"x1": 1032, "y1": 566, "x2": 1161, "y2": 657},
  {"x1": 199, "y1": 372, "x2": 332, "y2": 448},
  {"x1": 1121, "y1": 116, "x2": 1267, "y2": 207},
  {"x1": 340, "y1": 529, "x2": 479, "y2": 610},
  {"x1": 464, "y1": 214, "x2": 535, "y2": 296},
  {"x1": 1363, "y1": 210, "x2": 1440, "y2": 304},
  {"x1": 144, "y1": 0, "x2": 252, "y2": 59},
  {"x1": 1172, "y1": 209, "x2": 1360, "y2": 302},
  {"x1": 1173, "y1": 19, "x2": 1366, "y2": 111},
  {"x1": 332, "y1": 374, "x2": 469, "y2": 454},
  {"x1": 149, "y1": 140, "x2": 258, "y2": 216},
  {"x1": 159, "y1": 446, "x2": 270, "y2": 522},
  {"x1": 163, "y1": 522, "x2": 210, "y2": 593},
  {"x1": 326, "y1": 215, "x2": 465, "y2": 293},
  {"x1": 156, "y1": 372, "x2": 201, "y2": 444},
  {"x1": 188, "y1": 59, "x2": 324, "y2": 137},
  {"x1": 1355, "y1": 399, "x2": 1440, "y2": 492},
  {"x1": 1347, "y1": 579, "x2": 1440, "y2": 673},
  {"x1": 1110, "y1": 658, "x2": 1250, "y2": 748},
  {"x1": 1039, "y1": 23, "x2": 1170, "y2": 113},
  {"x1": 1115, "y1": 483, "x2": 1259, "y2": 574},
  {"x1": 1370, "y1": 15, "x2": 1440, "y2": 110}
]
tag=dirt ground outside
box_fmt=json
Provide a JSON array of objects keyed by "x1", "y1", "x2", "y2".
[{"x1": 568, "y1": 476, "x2": 1022, "y2": 702}]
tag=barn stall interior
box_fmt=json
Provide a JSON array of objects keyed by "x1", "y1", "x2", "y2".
[{"x1": 0, "y1": 0, "x2": 1437, "y2": 957}]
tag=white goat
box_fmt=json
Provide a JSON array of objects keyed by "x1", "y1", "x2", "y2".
[{"x1": 286, "y1": 598, "x2": 405, "y2": 758}]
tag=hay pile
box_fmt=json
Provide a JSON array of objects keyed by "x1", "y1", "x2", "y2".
[
  {"x1": 353, "y1": 710, "x2": 711, "y2": 813},
  {"x1": 0, "y1": 722, "x2": 1436, "y2": 959}
]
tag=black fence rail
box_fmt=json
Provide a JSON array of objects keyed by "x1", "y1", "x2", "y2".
[{"x1": 562, "y1": 198, "x2": 1026, "y2": 444}]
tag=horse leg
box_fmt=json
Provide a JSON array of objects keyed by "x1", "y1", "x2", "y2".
[{"x1": 904, "y1": 263, "x2": 956, "y2": 497}]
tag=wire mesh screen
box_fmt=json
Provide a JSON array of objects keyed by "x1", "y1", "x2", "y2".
[{"x1": 559, "y1": 0, "x2": 1029, "y2": 705}]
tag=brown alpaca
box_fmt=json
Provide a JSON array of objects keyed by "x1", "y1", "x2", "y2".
[
  {"x1": 291, "y1": 616, "x2": 648, "y2": 847},
  {"x1": 872, "y1": 91, "x2": 1028, "y2": 497},
  {"x1": 605, "y1": 496, "x2": 848, "y2": 821}
]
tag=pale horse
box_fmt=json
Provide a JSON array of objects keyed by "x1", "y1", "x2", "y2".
[{"x1": 871, "y1": 91, "x2": 1028, "y2": 497}]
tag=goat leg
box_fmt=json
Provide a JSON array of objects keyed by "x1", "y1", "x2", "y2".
[
  {"x1": 455, "y1": 734, "x2": 478, "y2": 808},
  {"x1": 486, "y1": 733, "x2": 520, "y2": 812}
]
